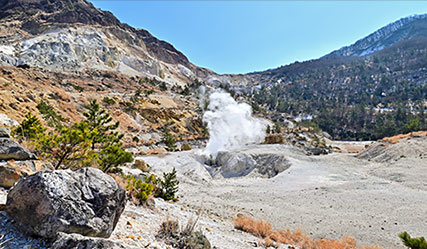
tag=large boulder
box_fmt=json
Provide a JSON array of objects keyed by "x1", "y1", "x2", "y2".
[
  {"x1": 212, "y1": 145, "x2": 293, "y2": 178},
  {"x1": 5, "y1": 167, "x2": 126, "y2": 238},
  {"x1": 0, "y1": 160, "x2": 54, "y2": 188},
  {"x1": 0, "y1": 137, "x2": 35, "y2": 161}
]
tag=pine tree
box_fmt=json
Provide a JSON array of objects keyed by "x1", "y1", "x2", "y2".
[
  {"x1": 83, "y1": 99, "x2": 119, "y2": 150},
  {"x1": 163, "y1": 127, "x2": 176, "y2": 152},
  {"x1": 157, "y1": 168, "x2": 179, "y2": 201}
]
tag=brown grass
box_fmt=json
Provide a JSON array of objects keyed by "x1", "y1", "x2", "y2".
[
  {"x1": 233, "y1": 214, "x2": 383, "y2": 249},
  {"x1": 379, "y1": 131, "x2": 427, "y2": 144},
  {"x1": 234, "y1": 214, "x2": 272, "y2": 238},
  {"x1": 158, "y1": 215, "x2": 179, "y2": 237}
]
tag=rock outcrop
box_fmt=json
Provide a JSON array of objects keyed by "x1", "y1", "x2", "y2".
[
  {"x1": 211, "y1": 145, "x2": 293, "y2": 178},
  {"x1": 0, "y1": 137, "x2": 35, "y2": 161},
  {"x1": 5, "y1": 167, "x2": 126, "y2": 238}
]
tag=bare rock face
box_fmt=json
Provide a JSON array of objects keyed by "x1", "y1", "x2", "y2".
[
  {"x1": 5, "y1": 167, "x2": 126, "y2": 238},
  {"x1": 0, "y1": 137, "x2": 36, "y2": 161},
  {"x1": 0, "y1": 160, "x2": 54, "y2": 188}
]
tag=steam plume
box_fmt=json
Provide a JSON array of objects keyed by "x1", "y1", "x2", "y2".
[{"x1": 202, "y1": 90, "x2": 267, "y2": 158}]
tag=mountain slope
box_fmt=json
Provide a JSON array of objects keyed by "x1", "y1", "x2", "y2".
[
  {"x1": 327, "y1": 14, "x2": 427, "y2": 57},
  {"x1": 231, "y1": 15, "x2": 427, "y2": 140},
  {"x1": 0, "y1": 0, "x2": 213, "y2": 85},
  {"x1": 0, "y1": 0, "x2": 210, "y2": 151}
]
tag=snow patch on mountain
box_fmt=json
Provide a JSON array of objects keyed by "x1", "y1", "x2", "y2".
[{"x1": 328, "y1": 14, "x2": 427, "y2": 57}]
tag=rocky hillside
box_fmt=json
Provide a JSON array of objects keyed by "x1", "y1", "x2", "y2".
[
  {"x1": 0, "y1": 64, "x2": 207, "y2": 152},
  {"x1": 327, "y1": 14, "x2": 427, "y2": 57},
  {"x1": 0, "y1": 0, "x2": 216, "y2": 152},
  {"x1": 0, "y1": 0, "x2": 213, "y2": 84}
]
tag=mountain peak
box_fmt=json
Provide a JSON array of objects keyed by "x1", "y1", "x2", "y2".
[
  {"x1": 0, "y1": 0, "x2": 121, "y2": 28},
  {"x1": 327, "y1": 13, "x2": 427, "y2": 57}
]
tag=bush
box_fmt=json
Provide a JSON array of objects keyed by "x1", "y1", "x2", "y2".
[
  {"x1": 157, "y1": 216, "x2": 211, "y2": 249},
  {"x1": 102, "y1": 97, "x2": 116, "y2": 105},
  {"x1": 12, "y1": 113, "x2": 45, "y2": 141},
  {"x1": 124, "y1": 168, "x2": 179, "y2": 204},
  {"x1": 37, "y1": 100, "x2": 69, "y2": 128},
  {"x1": 399, "y1": 232, "x2": 427, "y2": 249},
  {"x1": 125, "y1": 174, "x2": 157, "y2": 204},
  {"x1": 99, "y1": 143, "x2": 133, "y2": 173},
  {"x1": 181, "y1": 143, "x2": 192, "y2": 151},
  {"x1": 16, "y1": 100, "x2": 132, "y2": 172}
]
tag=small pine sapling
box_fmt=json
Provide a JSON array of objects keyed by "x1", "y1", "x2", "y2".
[{"x1": 157, "y1": 168, "x2": 179, "y2": 201}]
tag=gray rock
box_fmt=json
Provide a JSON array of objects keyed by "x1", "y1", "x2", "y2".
[
  {"x1": 213, "y1": 146, "x2": 292, "y2": 178},
  {"x1": 5, "y1": 168, "x2": 126, "y2": 238},
  {"x1": 0, "y1": 138, "x2": 35, "y2": 161},
  {"x1": 0, "y1": 127, "x2": 10, "y2": 138},
  {"x1": 50, "y1": 232, "x2": 132, "y2": 249}
]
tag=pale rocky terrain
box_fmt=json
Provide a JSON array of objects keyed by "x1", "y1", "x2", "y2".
[
  {"x1": 140, "y1": 136, "x2": 427, "y2": 249},
  {"x1": 0, "y1": 129, "x2": 426, "y2": 249}
]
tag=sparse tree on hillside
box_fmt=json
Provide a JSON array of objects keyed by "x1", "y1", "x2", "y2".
[{"x1": 83, "y1": 99, "x2": 120, "y2": 150}]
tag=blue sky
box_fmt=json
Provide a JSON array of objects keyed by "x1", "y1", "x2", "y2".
[{"x1": 90, "y1": 1, "x2": 427, "y2": 74}]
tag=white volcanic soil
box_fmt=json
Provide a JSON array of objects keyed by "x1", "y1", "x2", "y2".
[
  {"x1": 0, "y1": 137, "x2": 425, "y2": 249},
  {"x1": 141, "y1": 137, "x2": 427, "y2": 249}
]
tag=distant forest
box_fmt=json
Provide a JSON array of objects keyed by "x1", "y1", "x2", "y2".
[{"x1": 246, "y1": 38, "x2": 427, "y2": 140}]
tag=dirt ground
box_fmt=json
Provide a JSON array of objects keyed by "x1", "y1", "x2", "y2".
[{"x1": 142, "y1": 136, "x2": 427, "y2": 249}]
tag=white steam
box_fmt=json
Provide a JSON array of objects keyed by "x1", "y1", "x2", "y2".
[{"x1": 202, "y1": 90, "x2": 267, "y2": 158}]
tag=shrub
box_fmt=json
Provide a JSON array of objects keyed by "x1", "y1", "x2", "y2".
[
  {"x1": 181, "y1": 143, "x2": 192, "y2": 151},
  {"x1": 35, "y1": 121, "x2": 98, "y2": 169},
  {"x1": 157, "y1": 216, "x2": 211, "y2": 249},
  {"x1": 102, "y1": 97, "x2": 116, "y2": 105},
  {"x1": 124, "y1": 168, "x2": 179, "y2": 204},
  {"x1": 72, "y1": 84, "x2": 84, "y2": 92},
  {"x1": 99, "y1": 143, "x2": 133, "y2": 173},
  {"x1": 37, "y1": 100, "x2": 68, "y2": 128},
  {"x1": 132, "y1": 136, "x2": 139, "y2": 143},
  {"x1": 12, "y1": 112, "x2": 45, "y2": 141},
  {"x1": 125, "y1": 175, "x2": 157, "y2": 204},
  {"x1": 17, "y1": 100, "x2": 132, "y2": 172},
  {"x1": 83, "y1": 99, "x2": 120, "y2": 150},
  {"x1": 399, "y1": 232, "x2": 427, "y2": 249}
]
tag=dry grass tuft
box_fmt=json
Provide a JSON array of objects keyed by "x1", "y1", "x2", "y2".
[
  {"x1": 234, "y1": 214, "x2": 272, "y2": 238},
  {"x1": 158, "y1": 215, "x2": 179, "y2": 237},
  {"x1": 233, "y1": 214, "x2": 383, "y2": 249}
]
